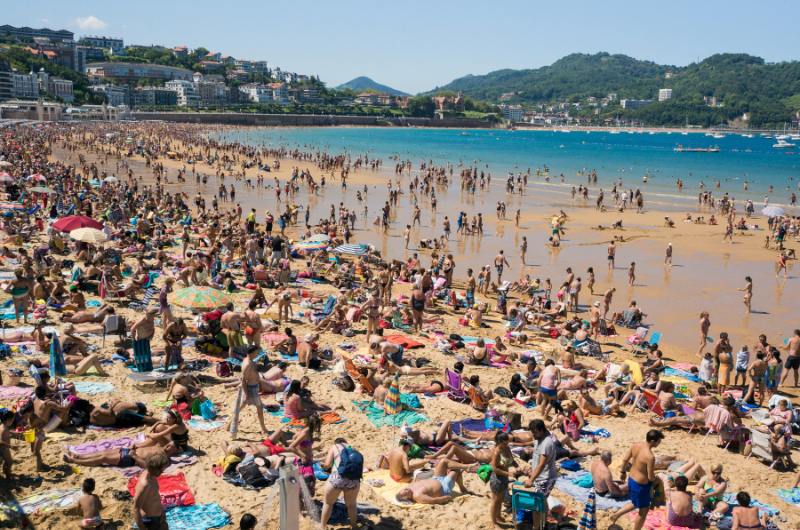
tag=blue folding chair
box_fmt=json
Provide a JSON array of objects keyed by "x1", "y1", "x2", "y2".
[
  {"x1": 634, "y1": 331, "x2": 662, "y2": 357},
  {"x1": 511, "y1": 485, "x2": 546, "y2": 530}
]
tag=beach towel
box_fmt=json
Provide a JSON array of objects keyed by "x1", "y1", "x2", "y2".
[
  {"x1": 0, "y1": 385, "x2": 33, "y2": 399},
  {"x1": 111, "y1": 452, "x2": 198, "y2": 478},
  {"x1": 0, "y1": 489, "x2": 81, "y2": 522},
  {"x1": 625, "y1": 508, "x2": 701, "y2": 530},
  {"x1": 50, "y1": 336, "x2": 66, "y2": 377},
  {"x1": 65, "y1": 433, "x2": 145, "y2": 455},
  {"x1": 128, "y1": 472, "x2": 195, "y2": 509},
  {"x1": 462, "y1": 336, "x2": 496, "y2": 346},
  {"x1": 722, "y1": 494, "x2": 779, "y2": 516},
  {"x1": 74, "y1": 382, "x2": 115, "y2": 394},
  {"x1": 489, "y1": 352, "x2": 513, "y2": 368},
  {"x1": 663, "y1": 367, "x2": 702, "y2": 383},
  {"x1": 162, "y1": 503, "x2": 230, "y2": 530},
  {"x1": 555, "y1": 471, "x2": 630, "y2": 510},
  {"x1": 85, "y1": 424, "x2": 130, "y2": 431},
  {"x1": 353, "y1": 401, "x2": 429, "y2": 428},
  {"x1": 133, "y1": 338, "x2": 153, "y2": 372},
  {"x1": 384, "y1": 335, "x2": 425, "y2": 349},
  {"x1": 576, "y1": 488, "x2": 597, "y2": 530},
  {"x1": 311, "y1": 500, "x2": 381, "y2": 524},
  {"x1": 365, "y1": 468, "x2": 469, "y2": 509},
  {"x1": 283, "y1": 411, "x2": 345, "y2": 427},
  {"x1": 774, "y1": 488, "x2": 800, "y2": 506},
  {"x1": 187, "y1": 415, "x2": 230, "y2": 432},
  {"x1": 449, "y1": 418, "x2": 488, "y2": 435}
]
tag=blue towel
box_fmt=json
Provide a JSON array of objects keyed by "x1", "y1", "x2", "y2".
[
  {"x1": 555, "y1": 470, "x2": 630, "y2": 510},
  {"x1": 313, "y1": 462, "x2": 330, "y2": 480},
  {"x1": 774, "y1": 488, "x2": 800, "y2": 505},
  {"x1": 722, "y1": 494, "x2": 779, "y2": 516},
  {"x1": 560, "y1": 460, "x2": 582, "y2": 471},
  {"x1": 74, "y1": 382, "x2": 115, "y2": 394},
  {"x1": 449, "y1": 418, "x2": 488, "y2": 435},
  {"x1": 162, "y1": 503, "x2": 231, "y2": 530}
]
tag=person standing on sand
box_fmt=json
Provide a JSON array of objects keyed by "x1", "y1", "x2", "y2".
[
  {"x1": 609, "y1": 430, "x2": 664, "y2": 530},
  {"x1": 519, "y1": 236, "x2": 527, "y2": 266},
  {"x1": 607, "y1": 241, "x2": 616, "y2": 270},
  {"x1": 697, "y1": 311, "x2": 711, "y2": 358},
  {"x1": 494, "y1": 251, "x2": 510, "y2": 285},
  {"x1": 737, "y1": 276, "x2": 753, "y2": 313},
  {"x1": 723, "y1": 220, "x2": 733, "y2": 243},
  {"x1": 778, "y1": 330, "x2": 800, "y2": 388},
  {"x1": 628, "y1": 262, "x2": 636, "y2": 286},
  {"x1": 403, "y1": 225, "x2": 411, "y2": 250},
  {"x1": 133, "y1": 453, "x2": 169, "y2": 530},
  {"x1": 587, "y1": 267, "x2": 595, "y2": 295},
  {"x1": 569, "y1": 276, "x2": 581, "y2": 314},
  {"x1": 777, "y1": 251, "x2": 788, "y2": 279},
  {"x1": 465, "y1": 269, "x2": 476, "y2": 308},
  {"x1": 664, "y1": 243, "x2": 673, "y2": 266}
]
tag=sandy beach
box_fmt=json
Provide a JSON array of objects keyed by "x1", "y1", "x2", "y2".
[{"x1": 1, "y1": 122, "x2": 798, "y2": 530}]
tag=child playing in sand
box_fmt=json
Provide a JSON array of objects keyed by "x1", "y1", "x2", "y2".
[
  {"x1": 18, "y1": 402, "x2": 47, "y2": 471},
  {"x1": 78, "y1": 478, "x2": 103, "y2": 529},
  {"x1": 0, "y1": 410, "x2": 20, "y2": 478}
]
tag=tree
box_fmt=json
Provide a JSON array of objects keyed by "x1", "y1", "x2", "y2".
[
  {"x1": 406, "y1": 95, "x2": 435, "y2": 118},
  {"x1": 195, "y1": 47, "x2": 209, "y2": 57}
]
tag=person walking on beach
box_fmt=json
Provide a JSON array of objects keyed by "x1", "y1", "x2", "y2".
[
  {"x1": 664, "y1": 243, "x2": 673, "y2": 266},
  {"x1": 777, "y1": 252, "x2": 788, "y2": 279},
  {"x1": 609, "y1": 430, "x2": 664, "y2": 530},
  {"x1": 519, "y1": 237, "x2": 527, "y2": 266},
  {"x1": 778, "y1": 330, "x2": 800, "y2": 388},
  {"x1": 607, "y1": 241, "x2": 616, "y2": 270},
  {"x1": 494, "y1": 251, "x2": 510, "y2": 285},
  {"x1": 723, "y1": 220, "x2": 733, "y2": 243},
  {"x1": 697, "y1": 311, "x2": 711, "y2": 357},
  {"x1": 133, "y1": 453, "x2": 169, "y2": 530},
  {"x1": 404, "y1": 225, "x2": 411, "y2": 250},
  {"x1": 628, "y1": 262, "x2": 636, "y2": 286},
  {"x1": 738, "y1": 277, "x2": 753, "y2": 313}
]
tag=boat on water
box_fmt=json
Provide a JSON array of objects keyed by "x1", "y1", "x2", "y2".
[
  {"x1": 674, "y1": 144, "x2": 720, "y2": 153},
  {"x1": 765, "y1": 136, "x2": 774, "y2": 139},
  {"x1": 791, "y1": 135, "x2": 800, "y2": 141},
  {"x1": 461, "y1": 132, "x2": 470, "y2": 136},
  {"x1": 742, "y1": 134, "x2": 754, "y2": 138},
  {"x1": 712, "y1": 133, "x2": 725, "y2": 139},
  {"x1": 776, "y1": 134, "x2": 790, "y2": 140},
  {"x1": 610, "y1": 131, "x2": 620, "y2": 134},
  {"x1": 559, "y1": 145, "x2": 566, "y2": 148},
  {"x1": 774, "y1": 140, "x2": 796, "y2": 148}
]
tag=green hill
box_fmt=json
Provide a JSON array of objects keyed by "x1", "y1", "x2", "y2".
[
  {"x1": 336, "y1": 76, "x2": 409, "y2": 96},
  {"x1": 428, "y1": 52, "x2": 800, "y2": 128}
]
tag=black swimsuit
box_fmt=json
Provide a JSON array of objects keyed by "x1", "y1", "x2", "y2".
[{"x1": 412, "y1": 297, "x2": 425, "y2": 312}]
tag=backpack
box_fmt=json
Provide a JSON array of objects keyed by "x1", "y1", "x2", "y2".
[
  {"x1": 494, "y1": 386, "x2": 513, "y2": 399},
  {"x1": 0, "y1": 343, "x2": 11, "y2": 360},
  {"x1": 336, "y1": 445, "x2": 364, "y2": 481},
  {"x1": 216, "y1": 361, "x2": 232, "y2": 378},
  {"x1": 238, "y1": 460, "x2": 269, "y2": 488}
]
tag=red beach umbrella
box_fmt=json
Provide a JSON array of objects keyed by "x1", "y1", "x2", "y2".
[{"x1": 52, "y1": 216, "x2": 104, "y2": 232}]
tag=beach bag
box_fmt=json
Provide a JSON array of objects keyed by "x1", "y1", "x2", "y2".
[
  {"x1": 563, "y1": 419, "x2": 580, "y2": 441},
  {"x1": 477, "y1": 464, "x2": 493, "y2": 483},
  {"x1": 215, "y1": 361, "x2": 232, "y2": 378},
  {"x1": 494, "y1": 387, "x2": 513, "y2": 399},
  {"x1": 336, "y1": 445, "x2": 364, "y2": 481},
  {"x1": 375, "y1": 455, "x2": 390, "y2": 469},
  {"x1": 0, "y1": 343, "x2": 11, "y2": 360},
  {"x1": 449, "y1": 333, "x2": 463, "y2": 341},
  {"x1": 178, "y1": 403, "x2": 192, "y2": 421},
  {"x1": 238, "y1": 460, "x2": 269, "y2": 488},
  {"x1": 200, "y1": 400, "x2": 218, "y2": 420},
  {"x1": 549, "y1": 329, "x2": 560, "y2": 339}
]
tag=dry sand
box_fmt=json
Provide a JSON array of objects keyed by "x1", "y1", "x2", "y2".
[{"x1": 0, "y1": 126, "x2": 797, "y2": 530}]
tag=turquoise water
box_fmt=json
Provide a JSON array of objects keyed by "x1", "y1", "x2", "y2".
[{"x1": 214, "y1": 127, "x2": 800, "y2": 208}]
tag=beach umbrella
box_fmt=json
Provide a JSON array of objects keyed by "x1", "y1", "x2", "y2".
[
  {"x1": 28, "y1": 186, "x2": 56, "y2": 194},
  {"x1": 0, "y1": 161, "x2": 13, "y2": 167},
  {"x1": 0, "y1": 201, "x2": 26, "y2": 210},
  {"x1": 762, "y1": 206, "x2": 786, "y2": 218},
  {"x1": 307, "y1": 234, "x2": 331, "y2": 242},
  {"x1": 29, "y1": 174, "x2": 46, "y2": 181},
  {"x1": 70, "y1": 228, "x2": 107, "y2": 243},
  {"x1": 104, "y1": 176, "x2": 119, "y2": 183},
  {"x1": 0, "y1": 173, "x2": 15, "y2": 183},
  {"x1": 334, "y1": 244, "x2": 367, "y2": 256},
  {"x1": 295, "y1": 240, "x2": 328, "y2": 251},
  {"x1": 576, "y1": 488, "x2": 597, "y2": 530},
  {"x1": 168, "y1": 286, "x2": 232, "y2": 310},
  {"x1": 383, "y1": 374, "x2": 402, "y2": 447},
  {"x1": 53, "y1": 215, "x2": 104, "y2": 232}
]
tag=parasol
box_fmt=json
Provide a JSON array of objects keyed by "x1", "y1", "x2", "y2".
[
  {"x1": 53, "y1": 216, "x2": 104, "y2": 232},
  {"x1": 168, "y1": 286, "x2": 232, "y2": 310},
  {"x1": 0, "y1": 173, "x2": 15, "y2": 183},
  {"x1": 576, "y1": 488, "x2": 597, "y2": 530},
  {"x1": 0, "y1": 161, "x2": 12, "y2": 167},
  {"x1": 334, "y1": 244, "x2": 367, "y2": 256},
  {"x1": 383, "y1": 374, "x2": 402, "y2": 448},
  {"x1": 28, "y1": 186, "x2": 56, "y2": 194},
  {"x1": 70, "y1": 228, "x2": 108, "y2": 243},
  {"x1": 29, "y1": 174, "x2": 46, "y2": 181},
  {"x1": 307, "y1": 234, "x2": 331, "y2": 242},
  {"x1": 0, "y1": 202, "x2": 26, "y2": 210},
  {"x1": 104, "y1": 176, "x2": 119, "y2": 183},
  {"x1": 762, "y1": 206, "x2": 786, "y2": 218},
  {"x1": 295, "y1": 240, "x2": 328, "y2": 251}
]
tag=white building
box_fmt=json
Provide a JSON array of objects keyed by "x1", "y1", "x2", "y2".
[
  {"x1": 12, "y1": 69, "x2": 38, "y2": 99},
  {"x1": 165, "y1": 80, "x2": 201, "y2": 106},
  {"x1": 239, "y1": 84, "x2": 273, "y2": 104},
  {"x1": 35, "y1": 68, "x2": 74, "y2": 102},
  {"x1": 90, "y1": 84, "x2": 130, "y2": 107},
  {"x1": 234, "y1": 59, "x2": 251, "y2": 72},
  {"x1": 502, "y1": 105, "x2": 523, "y2": 121},
  {"x1": 250, "y1": 60, "x2": 268, "y2": 73},
  {"x1": 659, "y1": 88, "x2": 673, "y2": 101},
  {"x1": 268, "y1": 83, "x2": 289, "y2": 105},
  {"x1": 621, "y1": 99, "x2": 653, "y2": 109},
  {"x1": 82, "y1": 36, "x2": 124, "y2": 53}
]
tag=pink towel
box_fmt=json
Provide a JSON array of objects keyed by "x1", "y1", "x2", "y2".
[
  {"x1": 65, "y1": 433, "x2": 145, "y2": 455},
  {"x1": 703, "y1": 404, "x2": 733, "y2": 431},
  {"x1": 627, "y1": 508, "x2": 701, "y2": 529},
  {"x1": 110, "y1": 453, "x2": 198, "y2": 478},
  {"x1": 0, "y1": 385, "x2": 33, "y2": 399}
]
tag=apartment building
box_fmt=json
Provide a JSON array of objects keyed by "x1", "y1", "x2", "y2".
[{"x1": 165, "y1": 80, "x2": 201, "y2": 106}]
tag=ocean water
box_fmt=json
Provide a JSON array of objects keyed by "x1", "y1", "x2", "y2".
[{"x1": 212, "y1": 127, "x2": 800, "y2": 209}]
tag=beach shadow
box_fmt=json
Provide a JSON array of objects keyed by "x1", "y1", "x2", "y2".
[{"x1": 749, "y1": 311, "x2": 769, "y2": 315}]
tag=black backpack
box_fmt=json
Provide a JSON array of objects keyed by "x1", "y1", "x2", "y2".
[
  {"x1": 238, "y1": 460, "x2": 269, "y2": 488},
  {"x1": 336, "y1": 445, "x2": 364, "y2": 481},
  {"x1": 494, "y1": 386, "x2": 513, "y2": 399}
]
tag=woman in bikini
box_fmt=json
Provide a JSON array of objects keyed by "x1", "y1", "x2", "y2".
[
  {"x1": 732, "y1": 492, "x2": 767, "y2": 530},
  {"x1": 697, "y1": 463, "x2": 729, "y2": 522},
  {"x1": 738, "y1": 276, "x2": 753, "y2": 313},
  {"x1": 466, "y1": 338, "x2": 489, "y2": 365},
  {"x1": 287, "y1": 415, "x2": 323, "y2": 496},
  {"x1": 697, "y1": 311, "x2": 711, "y2": 357},
  {"x1": 360, "y1": 293, "x2": 382, "y2": 338},
  {"x1": 586, "y1": 267, "x2": 595, "y2": 295},
  {"x1": 556, "y1": 370, "x2": 589, "y2": 399},
  {"x1": 283, "y1": 380, "x2": 316, "y2": 420},
  {"x1": 425, "y1": 441, "x2": 494, "y2": 465},
  {"x1": 378, "y1": 264, "x2": 392, "y2": 307},
  {"x1": 132, "y1": 409, "x2": 190, "y2": 452},
  {"x1": 403, "y1": 378, "x2": 447, "y2": 394},
  {"x1": 4, "y1": 268, "x2": 33, "y2": 324},
  {"x1": 664, "y1": 475, "x2": 701, "y2": 528},
  {"x1": 549, "y1": 399, "x2": 585, "y2": 440},
  {"x1": 166, "y1": 372, "x2": 206, "y2": 409}
]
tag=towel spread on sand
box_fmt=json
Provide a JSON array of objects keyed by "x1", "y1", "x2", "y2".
[
  {"x1": 0, "y1": 489, "x2": 82, "y2": 522},
  {"x1": 282, "y1": 411, "x2": 345, "y2": 427},
  {"x1": 663, "y1": 367, "x2": 702, "y2": 382},
  {"x1": 775, "y1": 488, "x2": 800, "y2": 505},
  {"x1": 449, "y1": 418, "x2": 488, "y2": 435},
  {"x1": 365, "y1": 469, "x2": 470, "y2": 509},
  {"x1": 555, "y1": 471, "x2": 630, "y2": 510},
  {"x1": 353, "y1": 401, "x2": 429, "y2": 427},
  {"x1": 625, "y1": 508, "x2": 702, "y2": 530},
  {"x1": 74, "y1": 382, "x2": 115, "y2": 394},
  {"x1": 111, "y1": 452, "x2": 198, "y2": 478},
  {"x1": 162, "y1": 503, "x2": 231, "y2": 530},
  {"x1": 722, "y1": 494, "x2": 779, "y2": 515},
  {"x1": 187, "y1": 415, "x2": 230, "y2": 432},
  {"x1": 128, "y1": 472, "x2": 195, "y2": 509},
  {"x1": 65, "y1": 433, "x2": 146, "y2": 454},
  {"x1": 383, "y1": 335, "x2": 426, "y2": 349},
  {"x1": 0, "y1": 385, "x2": 33, "y2": 399}
]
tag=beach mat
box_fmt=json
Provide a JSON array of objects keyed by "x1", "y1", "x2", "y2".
[
  {"x1": 74, "y1": 382, "x2": 115, "y2": 394},
  {"x1": 163, "y1": 503, "x2": 231, "y2": 530},
  {"x1": 384, "y1": 335, "x2": 425, "y2": 349},
  {"x1": 353, "y1": 401, "x2": 429, "y2": 427},
  {"x1": 625, "y1": 508, "x2": 701, "y2": 530},
  {"x1": 0, "y1": 385, "x2": 33, "y2": 399},
  {"x1": 365, "y1": 469, "x2": 471, "y2": 509},
  {"x1": 127, "y1": 370, "x2": 183, "y2": 382},
  {"x1": 187, "y1": 415, "x2": 230, "y2": 432},
  {"x1": 65, "y1": 433, "x2": 145, "y2": 455},
  {"x1": 128, "y1": 472, "x2": 195, "y2": 509},
  {"x1": 0, "y1": 489, "x2": 81, "y2": 522},
  {"x1": 282, "y1": 411, "x2": 344, "y2": 427},
  {"x1": 774, "y1": 488, "x2": 800, "y2": 506},
  {"x1": 133, "y1": 338, "x2": 154, "y2": 372},
  {"x1": 722, "y1": 494, "x2": 779, "y2": 516},
  {"x1": 555, "y1": 470, "x2": 629, "y2": 510},
  {"x1": 110, "y1": 452, "x2": 198, "y2": 478},
  {"x1": 450, "y1": 418, "x2": 488, "y2": 435}
]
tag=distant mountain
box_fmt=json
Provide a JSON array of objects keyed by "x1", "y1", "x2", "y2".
[
  {"x1": 336, "y1": 76, "x2": 409, "y2": 96},
  {"x1": 425, "y1": 52, "x2": 800, "y2": 128}
]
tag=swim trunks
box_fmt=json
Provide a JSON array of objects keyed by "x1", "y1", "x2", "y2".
[
  {"x1": 628, "y1": 477, "x2": 652, "y2": 509},
  {"x1": 433, "y1": 475, "x2": 455, "y2": 496},
  {"x1": 261, "y1": 437, "x2": 287, "y2": 456},
  {"x1": 245, "y1": 384, "x2": 262, "y2": 407},
  {"x1": 118, "y1": 448, "x2": 135, "y2": 467}
]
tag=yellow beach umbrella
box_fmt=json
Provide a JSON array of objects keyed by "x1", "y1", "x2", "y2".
[{"x1": 70, "y1": 227, "x2": 108, "y2": 243}]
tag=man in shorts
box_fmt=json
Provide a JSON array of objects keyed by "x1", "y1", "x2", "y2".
[
  {"x1": 494, "y1": 251, "x2": 511, "y2": 285},
  {"x1": 779, "y1": 329, "x2": 800, "y2": 387},
  {"x1": 394, "y1": 458, "x2": 473, "y2": 504}
]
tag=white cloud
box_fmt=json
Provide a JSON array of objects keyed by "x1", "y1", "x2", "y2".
[
  {"x1": 39, "y1": 19, "x2": 51, "y2": 24},
  {"x1": 72, "y1": 16, "x2": 108, "y2": 31}
]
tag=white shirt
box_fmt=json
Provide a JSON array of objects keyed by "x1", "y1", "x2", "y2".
[{"x1": 699, "y1": 358, "x2": 713, "y2": 381}]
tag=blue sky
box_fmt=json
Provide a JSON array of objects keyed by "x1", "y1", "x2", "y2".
[{"x1": 6, "y1": 0, "x2": 800, "y2": 94}]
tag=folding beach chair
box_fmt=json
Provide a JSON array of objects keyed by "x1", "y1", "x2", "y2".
[
  {"x1": 445, "y1": 367, "x2": 468, "y2": 404},
  {"x1": 633, "y1": 331, "x2": 662, "y2": 357},
  {"x1": 597, "y1": 319, "x2": 618, "y2": 344},
  {"x1": 132, "y1": 338, "x2": 153, "y2": 372},
  {"x1": 344, "y1": 357, "x2": 374, "y2": 394},
  {"x1": 102, "y1": 315, "x2": 127, "y2": 348},
  {"x1": 462, "y1": 380, "x2": 491, "y2": 411},
  {"x1": 702, "y1": 422, "x2": 743, "y2": 449},
  {"x1": 129, "y1": 285, "x2": 158, "y2": 312},
  {"x1": 747, "y1": 428, "x2": 785, "y2": 469},
  {"x1": 391, "y1": 310, "x2": 413, "y2": 331},
  {"x1": 623, "y1": 327, "x2": 649, "y2": 352},
  {"x1": 309, "y1": 295, "x2": 336, "y2": 325},
  {"x1": 276, "y1": 269, "x2": 291, "y2": 285},
  {"x1": 510, "y1": 485, "x2": 546, "y2": 530}
]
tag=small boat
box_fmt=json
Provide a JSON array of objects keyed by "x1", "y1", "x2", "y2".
[
  {"x1": 712, "y1": 134, "x2": 725, "y2": 139},
  {"x1": 742, "y1": 134, "x2": 754, "y2": 138},
  {"x1": 461, "y1": 132, "x2": 470, "y2": 136},
  {"x1": 765, "y1": 136, "x2": 774, "y2": 139},
  {"x1": 791, "y1": 135, "x2": 800, "y2": 141},
  {"x1": 559, "y1": 145, "x2": 566, "y2": 148},
  {"x1": 774, "y1": 140, "x2": 796, "y2": 148},
  {"x1": 674, "y1": 144, "x2": 720, "y2": 153},
  {"x1": 776, "y1": 134, "x2": 790, "y2": 140}
]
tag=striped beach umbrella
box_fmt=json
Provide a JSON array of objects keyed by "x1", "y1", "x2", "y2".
[
  {"x1": 168, "y1": 286, "x2": 232, "y2": 310},
  {"x1": 0, "y1": 173, "x2": 15, "y2": 183},
  {"x1": 762, "y1": 206, "x2": 786, "y2": 218},
  {"x1": 0, "y1": 201, "x2": 26, "y2": 210},
  {"x1": 307, "y1": 234, "x2": 331, "y2": 242},
  {"x1": 383, "y1": 374, "x2": 401, "y2": 418},
  {"x1": 295, "y1": 240, "x2": 328, "y2": 251},
  {"x1": 29, "y1": 174, "x2": 46, "y2": 181},
  {"x1": 576, "y1": 488, "x2": 597, "y2": 530},
  {"x1": 334, "y1": 244, "x2": 367, "y2": 256},
  {"x1": 70, "y1": 227, "x2": 108, "y2": 243}
]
